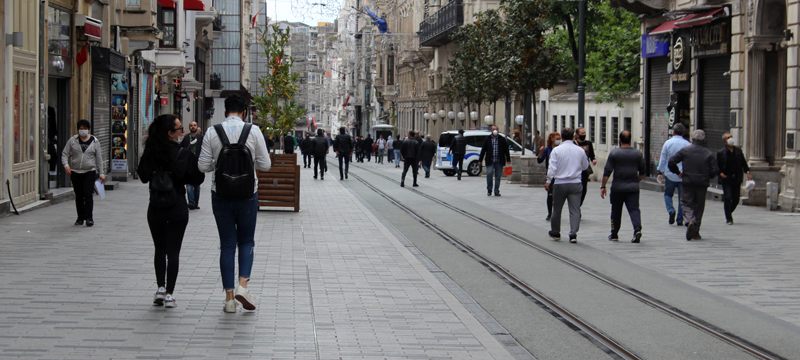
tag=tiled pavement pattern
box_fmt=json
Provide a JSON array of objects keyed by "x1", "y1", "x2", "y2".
[
  {"x1": 0, "y1": 166, "x2": 514, "y2": 359},
  {"x1": 357, "y1": 159, "x2": 800, "y2": 328}
]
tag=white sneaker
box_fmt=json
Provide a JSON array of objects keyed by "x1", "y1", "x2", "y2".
[
  {"x1": 153, "y1": 287, "x2": 166, "y2": 306},
  {"x1": 163, "y1": 294, "x2": 176, "y2": 308},
  {"x1": 235, "y1": 286, "x2": 256, "y2": 311},
  {"x1": 223, "y1": 299, "x2": 237, "y2": 313}
]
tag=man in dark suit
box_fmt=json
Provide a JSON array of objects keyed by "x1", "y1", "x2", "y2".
[
  {"x1": 400, "y1": 131, "x2": 421, "y2": 187},
  {"x1": 479, "y1": 125, "x2": 511, "y2": 196},
  {"x1": 312, "y1": 129, "x2": 329, "y2": 180},
  {"x1": 333, "y1": 127, "x2": 354, "y2": 180}
]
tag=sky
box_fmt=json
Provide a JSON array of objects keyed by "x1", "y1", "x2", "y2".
[{"x1": 262, "y1": 0, "x2": 343, "y2": 25}]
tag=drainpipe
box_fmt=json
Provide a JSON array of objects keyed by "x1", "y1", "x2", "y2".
[
  {"x1": 39, "y1": 0, "x2": 48, "y2": 198},
  {"x1": 4, "y1": 0, "x2": 15, "y2": 199},
  {"x1": 129, "y1": 42, "x2": 155, "y2": 179}
]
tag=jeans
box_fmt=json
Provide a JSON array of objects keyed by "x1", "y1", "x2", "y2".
[
  {"x1": 551, "y1": 183, "x2": 583, "y2": 236},
  {"x1": 393, "y1": 149, "x2": 401, "y2": 167},
  {"x1": 452, "y1": 153, "x2": 464, "y2": 178},
  {"x1": 377, "y1": 149, "x2": 385, "y2": 163},
  {"x1": 186, "y1": 184, "x2": 200, "y2": 208},
  {"x1": 722, "y1": 181, "x2": 741, "y2": 222},
  {"x1": 71, "y1": 171, "x2": 96, "y2": 221},
  {"x1": 212, "y1": 192, "x2": 258, "y2": 290},
  {"x1": 485, "y1": 163, "x2": 503, "y2": 194},
  {"x1": 664, "y1": 179, "x2": 684, "y2": 223},
  {"x1": 338, "y1": 154, "x2": 350, "y2": 179},
  {"x1": 314, "y1": 155, "x2": 327, "y2": 178},
  {"x1": 610, "y1": 190, "x2": 642, "y2": 236},
  {"x1": 401, "y1": 158, "x2": 419, "y2": 184},
  {"x1": 303, "y1": 153, "x2": 312, "y2": 168},
  {"x1": 421, "y1": 160, "x2": 432, "y2": 177},
  {"x1": 148, "y1": 204, "x2": 188, "y2": 294}
]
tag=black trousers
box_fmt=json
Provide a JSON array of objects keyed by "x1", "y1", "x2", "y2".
[
  {"x1": 681, "y1": 184, "x2": 708, "y2": 235},
  {"x1": 401, "y1": 158, "x2": 419, "y2": 184},
  {"x1": 452, "y1": 153, "x2": 464, "y2": 178},
  {"x1": 147, "y1": 205, "x2": 188, "y2": 294},
  {"x1": 338, "y1": 154, "x2": 350, "y2": 179},
  {"x1": 71, "y1": 171, "x2": 96, "y2": 221},
  {"x1": 610, "y1": 190, "x2": 642, "y2": 235},
  {"x1": 722, "y1": 182, "x2": 741, "y2": 222},
  {"x1": 303, "y1": 153, "x2": 312, "y2": 168},
  {"x1": 546, "y1": 186, "x2": 554, "y2": 217},
  {"x1": 580, "y1": 177, "x2": 589, "y2": 205},
  {"x1": 314, "y1": 155, "x2": 327, "y2": 178}
]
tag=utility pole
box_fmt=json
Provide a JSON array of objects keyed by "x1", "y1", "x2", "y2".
[{"x1": 577, "y1": 0, "x2": 586, "y2": 128}]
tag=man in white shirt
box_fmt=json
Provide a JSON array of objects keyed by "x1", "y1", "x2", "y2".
[
  {"x1": 545, "y1": 128, "x2": 589, "y2": 243},
  {"x1": 198, "y1": 95, "x2": 271, "y2": 313}
]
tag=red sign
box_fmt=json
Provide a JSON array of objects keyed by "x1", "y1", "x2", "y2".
[{"x1": 160, "y1": 97, "x2": 169, "y2": 106}]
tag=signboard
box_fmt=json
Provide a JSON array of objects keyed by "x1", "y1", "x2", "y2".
[
  {"x1": 691, "y1": 20, "x2": 730, "y2": 57},
  {"x1": 641, "y1": 34, "x2": 670, "y2": 58},
  {"x1": 670, "y1": 36, "x2": 691, "y2": 85},
  {"x1": 111, "y1": 159, "x2": 128, "y2": 172}
]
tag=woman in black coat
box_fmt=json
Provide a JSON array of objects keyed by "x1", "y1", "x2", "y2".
[{"x1": 136, "y1": 114, "x2": 204, "y2": 309}]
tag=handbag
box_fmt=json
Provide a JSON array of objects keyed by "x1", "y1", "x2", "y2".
[{"x1": 503, "y1": 165, "x2": 513, "y2": 177}]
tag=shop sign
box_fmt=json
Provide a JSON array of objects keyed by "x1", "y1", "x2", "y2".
[
  {"x1": 691, "y1": 20, "x2": 730, "y2": 57},
  {"x1": 670, "y1": 36, "x2": 690, "y2": 83},
  {"x1": 76, "y1": 15, "x2": 102, "y2": 42},
  {"x1": 641, "y1": 34, "x2": 670, "y2": 58}
]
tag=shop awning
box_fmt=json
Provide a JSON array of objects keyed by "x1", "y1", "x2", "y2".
[
  {"x1": 648, "y1": 7, "x2": 728, "y2": 36},
  {"x1": 157, "y1": 0, "x2": 206, "y2": 11}
]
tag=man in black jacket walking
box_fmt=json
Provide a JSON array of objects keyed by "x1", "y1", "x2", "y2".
[
  {"x1": 669, "y1": 129, "x2": 719, "y2": 240},
  {"x1": 400, "y1": 131, "x2": 421, "y2": 187},
  {"x1": 312, "y1": 129, "x2": 329, "y2": 180},
  {"x1": 419, "y1": 135, "x2": 437, "y2": 178},
  {"x1": 362, "y1": 134, "x2": 374, "y2": 162},
  {"x1": 717, "y1": 132, "x2": 751, "y2": 225},
  {"x1": 449, "y1": 129, "x2": 467, "y2": 180},
  {"x1": 479, "y1": 125, "x2": 511, "y2": 196},
  {"x1": 300, "y1": 133, "x2": 312, "y2": 168},
  {"x1": 333, "y1": 127, "x2": 354, "y2": 180}
]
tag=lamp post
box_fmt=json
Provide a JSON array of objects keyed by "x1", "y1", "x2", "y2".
[
  {"x1": 577, "y1": 0, "x2": 587, "y2": 130},
  {"x1": 484, "y1": 114, "x2": 494, "y2": 126},
  {"x1": 515, "y1": 114, "x2": 525, "y2": 155},
  {"x1": 457, "y1": 111, "x2": 466, "y2": 126},
  {"x1": 469, "y1": 111, "x2": 478, "y2": 128},
  {"x1": 447, "y1": 111, "x2": 456, "y2": 125}
]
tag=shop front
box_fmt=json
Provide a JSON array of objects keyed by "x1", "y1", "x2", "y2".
[
  {"x1": 91, "y1": 47, "x2": 126, "y2": 175},
  {"x1": 693, "y1": 17, "x2": 732, "y2": 153},
  {"x1": 46, "y1": 4, "x2": 73, "y2": 190}
]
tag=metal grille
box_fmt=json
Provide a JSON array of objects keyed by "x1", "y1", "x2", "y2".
[
  {"x1": 92, "y1": 71, "x2": 111, "y2": 173},
  {"x1": 699, "y1": 56, "x2": 731, "y2": 153},
  {"x1": 647, "y1": 57, "x2": 670, "y2": 172}
]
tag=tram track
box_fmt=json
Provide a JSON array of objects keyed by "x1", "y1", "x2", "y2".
[{"x1": 341, "y1": 161, "x2": 787, "y2": 360}]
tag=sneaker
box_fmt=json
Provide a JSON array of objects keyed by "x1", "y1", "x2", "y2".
[
  {"x1": 153, "y1": 287, "x2": 166, "y2": 306},
  {"x1": 74, "y1": 218, "x2": 84, "y2": 226},
  {"x1": 608, "y1": 233, "x2": 619, "y2": 241},
  {"x1": 412, "y1": 183, "x2": 419, "y2": 187},
  {"x1": 223, "y1": 299, "x2": 237, "y2": 313},
  {"x1": 548, "y1": 231, "x2": 561, "y2": 240},
  {"x1": 668, "y1": 212, "x2": 675, "y2": 225},
  {"x1": 400, "y1": 182, "x2": 405, "y2": 187},
  {"x1": 726, "y1": 220, "x2": 734, "y2": 225},
  {"x1": 235, "y1": 287, "x2": 257, "y2": 311},
  {"x1": 494, "y1": 192, "x2": 501, "y2": 197},
  {"x1": 569, "y1": 234, "x2": 577, "y2": 243},
  {"x1": 85, "y1": 219, "x2": 94, "y2": 227},
  {"x1": 632, "y1": 231, "x2": 642, "y2": 243},
  {"x1": 487, "y1": 192, "x2": 492, "y2": 196},
  {"x1": 163, "y1": 294, "x2": 176, "y2": 308},
  {"x1": 545, "y1": 215, "x2": 551, "y2": 221}
]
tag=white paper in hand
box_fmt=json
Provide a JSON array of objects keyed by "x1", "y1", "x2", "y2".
[{"x1": 94, "y1": 179, "x2": 106, "y2": 200}]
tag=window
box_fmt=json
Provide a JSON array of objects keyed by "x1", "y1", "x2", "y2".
[
  {"x1": 612, "y1": 116, "x2": 619, "y2": 145},
  {"x1": 561, "y1": 115, "x2": 566, "y2": 130},
  {"x1": 624, "y1": 117, "x2": 632, "y2": 132},
  {"x1": 387, "y1": 54, "x2": 395, "y2": 85},
  {"x1": 588, "y1": 116, "x2": 595, "y2": 142},
  {"x1": 126, "y1": 0, "x2": 141, "y2": 8},
  {"x1": 552, "y1": 115, "x2": 557, "y2": 132},
  {"x1": 570, "y1": 115, "x2": 575, "y2": 129},
  {"x1": 158, "y1": 8, "x2": 176, "y2": 47},
  {"x1": 600, "y1": 116, "x2": 607, "y2": 145},
  {"x1": 468, "y1": 135, "x2": 487, "y2": 148}
]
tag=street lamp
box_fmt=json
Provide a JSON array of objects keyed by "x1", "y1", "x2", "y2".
[
  {"x1": 457, "y1": 111, "x2": 466, "y2": 123},
  {"x1": 515, "y1": 114, "x2": 526, "y2": 155},
  {"x1": 431, "y1": 112, "x2": 439, "y2": 125},
  {"x1": 438, "y1": 109, "x2": 446, "y2": 119},
  {"x1": 469, "y1": 111, "x2": 478, "y2": 126},
  {"x1": 484, "y1": 115, "x2": 494, "y2": 126},
  {"x1": 423, "y1": 112, "x2": 430, "y2": 120}
]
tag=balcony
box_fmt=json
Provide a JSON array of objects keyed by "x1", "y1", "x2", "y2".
[{"x1": 418, "y1": 0, "x2": 464, "y2": 47}]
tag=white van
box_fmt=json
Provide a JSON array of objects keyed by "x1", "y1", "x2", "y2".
[{"x1": 435, "y1": 130, "x2": 524, "y2": 176}]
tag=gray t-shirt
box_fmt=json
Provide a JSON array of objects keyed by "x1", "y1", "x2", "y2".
[{"x1": 603, "y1": 147, "x2": 645, "y2": 192}]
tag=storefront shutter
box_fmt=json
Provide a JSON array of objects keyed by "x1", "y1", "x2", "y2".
[
  {"x1": 647, "y1": 57, "x2": 671, "y2": 171},
  {"x1": 92, "y1": 71, "x2": 111, "y2": 173},
  {"x1": 699, "y1": 56, "x2": 731, "y2": 153}
]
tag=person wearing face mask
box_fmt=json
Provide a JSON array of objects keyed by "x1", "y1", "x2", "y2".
[
  {"x1": 717, "y1": 132, "x2": 751, "y2": 225},
  {"x1": 538, "y1": 132, "x2": 562, "y2": 221},
  {"x1": 575, "y1": 127, "x2": 596, "y2": 205},
  {"x1": 181, "y1": 121, "x2": 204, "y2": 209},
  {"x1": 62, "y1": 119, "x2": 106, "y2": 227},
  {"x1": 546, "y1": 128, "x2": 590, "y2": 243},
  {"x1": 479, "y1": 125, "x2": 511, "y2": 196},
  {"x1": 137, "y1": 114, "x2": 205, "y2": 308},
  {"x1": 668, "y1": 130, "x2": 719, "y2": 241}
]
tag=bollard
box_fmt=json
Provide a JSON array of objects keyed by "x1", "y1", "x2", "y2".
[{"x1": 766, "y1": 182, "x2": 779, "y2": 211}]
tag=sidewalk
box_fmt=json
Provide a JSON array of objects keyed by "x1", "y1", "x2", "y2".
[
  {"x1": 357, "y1": 160, "x2": 800, "y2": 329},
  {"x1": 0, "y1": 168, "x2": 516, "y2": 359}
]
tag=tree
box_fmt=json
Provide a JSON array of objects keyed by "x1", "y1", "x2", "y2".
[
  {"x1": 446, "y1": 21, "x2": 486, "y2": 126},
  {"x1": 252, "y1": 24, "x2": 306, "y2": 147}
]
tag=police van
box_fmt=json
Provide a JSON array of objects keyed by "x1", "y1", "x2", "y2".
[{"x1": 435, "y1": 130, "x2": 524, "y2": 176}]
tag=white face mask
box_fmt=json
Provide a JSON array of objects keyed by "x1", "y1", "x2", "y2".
[
  {"x1": 726, "y1": 138, "x2": 735, "y2": 146},
  {"x1": 492, "y1": 130, "x2": 498, "y2": 136},
  {"x1": 175, "y1": 136, "x2": 185, "y2": 143},
  {"x1": 78, "y1": 129, "x2": 89, "y2": 137},
  {"x1": 554, "y1": 140, "x2": 562, "y2": 146}
]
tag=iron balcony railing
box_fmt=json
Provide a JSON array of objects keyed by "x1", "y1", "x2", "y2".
[{"x1": 418, "y1": 0, "x2": 464, "y2": 47}]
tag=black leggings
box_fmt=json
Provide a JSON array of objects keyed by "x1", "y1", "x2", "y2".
[
  {"x1": 148, "y1": 206, "x2": 188, "y2": 294},
  {"x1": 71, "y1": 171, "x2": 96, "y2": 220}
]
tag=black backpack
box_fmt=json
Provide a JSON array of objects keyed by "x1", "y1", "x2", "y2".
[
  {"x1": 213, "y1": 124, "x2": 255, "y2": 200},
  {"x1": 149, "y1": 170, "x2": 178, "y2": 208}
]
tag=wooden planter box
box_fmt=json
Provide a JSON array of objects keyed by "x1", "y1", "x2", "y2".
[{"x1": 257, "y1": 153, "x2": 300, "y2": 212}]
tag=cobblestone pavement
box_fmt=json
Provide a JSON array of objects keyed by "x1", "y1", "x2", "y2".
[
  {"x1": 355, "y1": 158, "x2": 800, "y2": 329},
  {"x1": 0, "y1": 167, "x2": 514, "y2": 359}
]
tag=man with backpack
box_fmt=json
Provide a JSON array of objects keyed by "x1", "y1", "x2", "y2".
[
  {"x1": 312, "y1": 128, "x2": 329, "y2": 180},
  {"x1": 198, "y1": 95, "x2": 271, "y2": 313},
  {"x1": 333, "y1": 127, "x2": 354, "y2": 180}
]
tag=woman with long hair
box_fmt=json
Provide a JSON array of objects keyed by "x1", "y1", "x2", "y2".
[
  {"x1": 538, "y1": 132, "x2": 562, "y2": 221},
  {"x1": 137, "y1": 114, "x2": 204, "y2": 308}
]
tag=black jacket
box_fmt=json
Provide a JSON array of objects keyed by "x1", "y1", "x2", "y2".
[
  {"x1": 479, "y1": 135, "x2": 511, "y2": 167},
  {"x1": 312, "y1": 136, "x2": 328, "y2": 156},
  {"x1": 400, "y1": 138, "x2": 421, "y2": 160},
  {"x1": 451, "y1": 134, "x2": 467, "y2": 155},
  {"x1": 361, "y1": 137, "x2": 374, "y2": 151},
  {"x1": 180, "y1": 132, "x2": 204, "y2": 156},
  {"x1": 283, "y1": 134, "x2": 295, "y2": 154},
  {"x1": 137, "y1": 141, "x2": 205, "y2": 211},
  {"x1": 300, "y1": 137, "x2": 312, "y2": 154},
  {"x1": 334, "y1": 133, "x2": 354, "y2": 155},
  {"x1": 419, "y1": 140, "x2": 437, "y2": 163},
  {"x1": 668, "y1": 143, "x2": 718, "y2": 187},
  {"x1": 717, "y1": 146, "x2": 750, "y2": 185}
]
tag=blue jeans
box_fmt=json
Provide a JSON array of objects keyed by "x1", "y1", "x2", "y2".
[
  {"x1": 486, "y1": 163, "x2": 503, "y2": 194},
  {"x1": 393, "y1": 149, "x2": 401, "y2": 166},
  {"x1": 212, "y1": 191, "x2": 258, "y2": 290},
  {"x1": 664, "y1": 179, "x2": 684, "y2": 222},
  {"x1": 186, "y1": 184, "x2": 200, "y2": 207}
]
